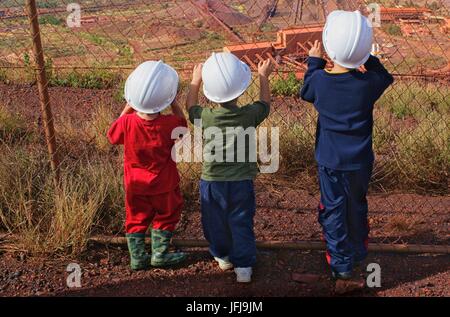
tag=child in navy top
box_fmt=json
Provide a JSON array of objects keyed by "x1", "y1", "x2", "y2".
[
  {"x1": 300, "y1": 40, "x2": 393, "y2": 279},
  {"x1": 301, "y1": 46, "x2": 394, "y2": 171}
]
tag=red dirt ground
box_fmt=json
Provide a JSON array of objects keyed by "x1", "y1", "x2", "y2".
[{"x1": 0, "y1": 245, "x2": 448, "y2": 297}]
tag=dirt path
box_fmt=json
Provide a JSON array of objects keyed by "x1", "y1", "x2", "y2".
[{"x1": 0, "y1": 245, "x2": 448, "y2": 297}]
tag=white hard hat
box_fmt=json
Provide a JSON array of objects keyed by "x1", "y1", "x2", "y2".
[
  {"x1": 323, "y1": 10, "x2": 373, "y2": 69},
  {"x1": 124, "y1": 60, "x2": 179, "y2": 114},
  {"x1": 202, "y1": 52, "x2": 252, "y2": 103}
]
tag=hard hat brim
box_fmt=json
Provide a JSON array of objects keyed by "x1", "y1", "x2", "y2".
[
  {"x1": 327, "y1": 52, "x2": 371, "y2": 69},
  {"x1": 126, "y1": 100, "x2": 173, "y2": 114}
]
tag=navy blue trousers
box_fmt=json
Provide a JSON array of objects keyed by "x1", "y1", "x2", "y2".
[
  {"x1": 318, "y1": 165, "x2": 373, "y2": 273},
  {"x1": 200, "y1": 180, "x2": 256, "y2": 268}
]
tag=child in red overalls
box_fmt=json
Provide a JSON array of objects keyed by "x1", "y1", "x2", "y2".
[{"x1": 108, "y1": 61, "x2": 187, "y2": 270}]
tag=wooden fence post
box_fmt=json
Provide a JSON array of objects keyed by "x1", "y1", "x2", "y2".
[{"x1": 25, "y1": 0, "x2": 60, "y2": 186}]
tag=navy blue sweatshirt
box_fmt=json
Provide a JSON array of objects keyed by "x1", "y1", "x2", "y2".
[{"x1": 300, "y1": 56, "x2": 394, "y2": 171}]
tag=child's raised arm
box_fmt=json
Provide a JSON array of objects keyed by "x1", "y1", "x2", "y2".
[
  {"x1": 170, "y1": 99, "x2": 186, "y2": 120},
  {"x1": 304, "y1": 40, "x2": 326, "y2": 81},
  {"x1": 300, "y1": 40, "x2": 326, "y2": 102},
  {"x1": 186, "y1": 63, "x2": 203, "y2": 112},
  {"x1": 258, "y1": 59, "x2": 274, "y2": 105},
  {"x1": 364, "y1": 55, "x2": 394, "y2": 100}
]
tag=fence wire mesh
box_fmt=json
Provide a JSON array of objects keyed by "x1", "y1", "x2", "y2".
[{"x1": 0, "y1": 0, "x2": 448, "y2": 254}]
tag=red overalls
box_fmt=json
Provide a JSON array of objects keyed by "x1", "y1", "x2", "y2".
[{"x1": 107, "y1": 113, "x2": 187, "y2": 234}]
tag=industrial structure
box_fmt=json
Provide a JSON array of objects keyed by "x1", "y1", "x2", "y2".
[
  {"x1": 378, "y1": 7, "x2": 435, "y2": 37},
  {"x1": 223, "y1": 6, "x2": 445, "y2": 73},
  {"x1": 224, "y1": 24, "x2": 323, "y2": 74},
  {"x1": 380, "y1": 7, "x2": 432, "y2": 22}
]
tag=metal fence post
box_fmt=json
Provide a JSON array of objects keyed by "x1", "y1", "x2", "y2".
[{"x1": 25, "y1": 0, "x2": 60, "y2": 186}]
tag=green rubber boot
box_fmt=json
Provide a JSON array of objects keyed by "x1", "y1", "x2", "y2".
[
  {"x1": 126, "y1": 233, "x2": 150, "y2": 271},
  {"x1": 150, "y1": 229, "x2": 186, "y2": 267}
]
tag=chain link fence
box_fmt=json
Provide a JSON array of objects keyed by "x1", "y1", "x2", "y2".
[{"x1": 0, "y1": 0, "x2": 448, "y2": 254}]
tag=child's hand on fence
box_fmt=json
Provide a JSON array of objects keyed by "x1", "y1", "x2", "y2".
[
  {"x1": 308, "y1": 40, "x2": 322, "y2": 58},
  {"x1": 258, "y1": 59, "x2": 273, "y2": 105},
  {"x1": 258, "y1": 59, "x2": 273, "y2": 78},
  {"x1": 191, "y1": 63, "x2": 203, "y2": 86}
]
